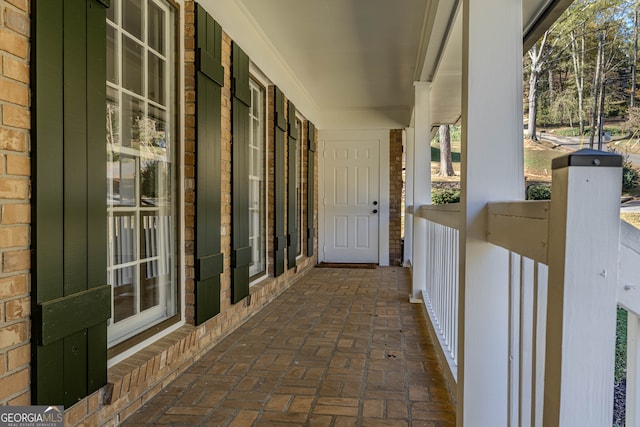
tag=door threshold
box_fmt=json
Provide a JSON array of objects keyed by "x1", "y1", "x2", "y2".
[{"x1": 316, "y1": 262, "x2": 378, "y2": 269}]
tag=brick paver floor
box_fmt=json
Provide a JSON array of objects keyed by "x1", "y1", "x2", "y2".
[{"x1": 122, "y1": 267, "x2": 456, "y2": 426}]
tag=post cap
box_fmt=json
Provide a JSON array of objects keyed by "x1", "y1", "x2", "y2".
[{"x1": 551, "y1": 148, "x2": 623, "y2": 170}]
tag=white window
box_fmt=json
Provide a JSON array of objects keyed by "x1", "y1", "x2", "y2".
[
  {"x1": 106, "y1": 0, "x2": 177, "y2": 347},
  {"x1": 296, "y1": 117, "x2": 304, "y2": 257},
  {"x1": 249, "y1": 78, "x2": 266, "y2": 278}
]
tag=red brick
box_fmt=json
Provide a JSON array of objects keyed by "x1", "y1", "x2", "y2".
[
  {"x1": 4, "y1": 8, "x2": 29, "y2": 37},
  {"x1": 0, "y1": 29, "x2": 27, "y2": 58},
  {"x1": 0, "y1": 225, "x2": 28, "y2": 248},
  {"x1": 5, "y1": 0, "x2": 28, "y2": 12},
  {"x1": 0, "y1": 322, "x2": 27, "y2": 348},
  {"x1": 65, "y1": 400, "x2": 88, "y2": 426},
  {"x1": 2, "y1": 249, "x2": 30, "y2": 272},
  {"x1": 0, "y1": 368, "x2": 29, "y2": 401},
  {"x1": 2, "y1": 104, "x2": 30, "y2": 128},
  {"x1": 2, "y1": 56, "x2": 28, "y2": 83},
  {"x1": 0, "y1": 274, "x2": 26, "y2": 298},
  {"x1": 7, "y1": 390, "x2": 30, "y2": 405},
  {"x1": 0, "y1": 177, "x2": 28, "y2": 199},
  {"x1": 0, "y1": 128, "x2": 28, "y2": 151},
  {"x1": 6, "y1": 154, "x2": 29, "y2": 175},
  {"x1": 5, "y1": 296, "x2": 29, "y2": 320},
  {"x1": 1, "y1": 203, "x2": 29, "y2": 224},
  {"x1": 7, "y1": 343, "x2": 29, "y2": 370},
  {"x1": 0, "y1": 79, "x2": 28, "y2": 106}
]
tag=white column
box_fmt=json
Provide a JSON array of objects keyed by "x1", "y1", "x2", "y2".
[
  {"x1": 543, "y1": 151, "x2": 621, "y2": 426},
  {"x1": 458, "y1": 0, "x2": 524, "y2": 425},
  {"x1": 404, "y1": 127, "x2": 414, "y2": 267},
  {"x1": 411, "y1": 82, "x2": 431, "y2": 301}
]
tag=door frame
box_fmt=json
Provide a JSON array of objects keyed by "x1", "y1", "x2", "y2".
[{"x1": 318, "y1": 129, "x2": 390, "y2": 266}]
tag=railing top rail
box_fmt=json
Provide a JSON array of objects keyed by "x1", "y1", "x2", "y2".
[
  {"x1": 487, "y1": 200, "x2": 550, "y2": 219},
  {"x1": 416, "y1": 203, "x2": 462, "y2": 230},
  {"x1": 487, "y1": 200, "x2": 550, "y2": 264},
  {"x1": 619, "y1": 219, "x2": 640, "y2": 317}
]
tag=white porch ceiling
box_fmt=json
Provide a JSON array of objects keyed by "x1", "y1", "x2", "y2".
[{"x1": 219, "y1": 0, "x2": 571, "y2": 129}]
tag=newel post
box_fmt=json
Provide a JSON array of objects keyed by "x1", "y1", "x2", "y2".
[{"x1": 543, "y1": 149, "x2": 622, "y2": 426}]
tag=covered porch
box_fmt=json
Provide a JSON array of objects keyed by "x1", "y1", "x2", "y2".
[{"x1": 120, "y1": 267, "x2": 455, "y2": 426}]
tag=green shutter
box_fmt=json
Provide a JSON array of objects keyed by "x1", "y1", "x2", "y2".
[
  {"x1": 287, "y1": 101, "x2": 299, "y2": 268},
  {"x1": 274, "y1": 87, "x2": 287, "y2": 276},
  {"x1": 32, "y1": 0, "x2": 109, "y2": 407},
  {"x1": 195, "y1": 4, "x2": 224, "y2": 324},
  {"x1": 307, "y1": 122, "x2": 316, "y2": 256},
  {"x1": 231, "y1": 42, "x2": 250, "y2": 303}
]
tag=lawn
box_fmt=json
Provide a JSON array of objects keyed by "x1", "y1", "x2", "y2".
[{"x1": 430, "y1": 138, "x2": 569, "y2": 182}]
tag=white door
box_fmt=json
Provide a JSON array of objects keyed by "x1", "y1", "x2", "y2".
[{"x1": 323, "y1": 139, "x2": 379, "y2": 263}]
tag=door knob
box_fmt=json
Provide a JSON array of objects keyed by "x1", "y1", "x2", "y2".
[
  {"x1": 373, "y1": 201, "x2": 378, "y2": 205},
  {"x1": 373, "y1": 209, "x2": 378, "y2": 214}
]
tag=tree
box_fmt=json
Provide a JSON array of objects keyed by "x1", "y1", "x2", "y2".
[
  {"x1": 438, "y1": 125, "x2": 454, "y2": 177},
  {"x1": 526, "y1": 20, "x2": 570, "y2": 140},
  {"x1": 632, "y1": 7, "x2": 638, "y2": 108}
]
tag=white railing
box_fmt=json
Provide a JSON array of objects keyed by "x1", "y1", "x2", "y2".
[
  {"x1": 416, "y1": 203, "x2": 461, "y2": 381},
  {"x1": 488, "y1": 201, "x2": 550, "y2": 427},
  {"x1": 414, "y1": 151, "x2": 628, "y2": 426}
]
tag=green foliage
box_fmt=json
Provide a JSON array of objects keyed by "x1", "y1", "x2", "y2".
[
  {"x1": 433, "y1": 125, "x2": 461, "y2": 142},
  {"x1": 609, "y1": 147, "x2": 640, "y2": 191},
  {"x1": 432, "y1": 189, "x2": 460, "y2": 205},
  {"x1": 623, "y1": 161, "x2": 639, "y2": 191},
  {"x1": 430, "y1": 146, "x2": 461, "y2": 163},
  {"x1": 614, "y1": 307, "x2": 628, "y2": 427},
  {"x1": 615, "y1": 307, "x2": 627, "y2": 383},
  {"x1": 526, "y1": 183, "x2": 551, "y2": 200}
]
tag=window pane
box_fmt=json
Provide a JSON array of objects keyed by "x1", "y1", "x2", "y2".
[
  {"x1": 107, "y1": 87, "x2": 119, "y2": 146},
  {"x1": 123, "y1": 0, "x2": 143, "y2": 40},
  {"x1": 122, "y1": 93, "x2": 145, "y2": 149},
  {"x1": 106, "y1": 0, "x2": 117, "y2": 23},
  {"x1": 123, "y1": 36, "x2": 144, "y2": 95},
  {"x1": 111, "y1": 213, "x2": 136, "y2": 264},
  {"x1": 140, "y1": 262, "x2": 161, "y2": 311},
  {"x1": 113, "y1": 265, "x2": 136, "y2": 323},
  {"x1": 148, "y1": 105, "x2": 168, "y2": 150},
  {"x1": 248, "y1": 80, "x2": 265, "y2": 277},
  {"x1": 148, "y1": 53, "x2": 165, "y2": 105},
  {"x1": 108, "y1": 155, "x2": 136, "y2": 207},
  {"x1": 252, "y1": 87, "x2": 260, "y2": 117},
  {"x1": 107, "y1": 25, "x2": 118, "y2": 84},
  {"x1": 140, "y1": 160, "x2": 171, "y2": 206},
  {"x1": 148, "y1": 0, "x2": 165, "y2": 54}
]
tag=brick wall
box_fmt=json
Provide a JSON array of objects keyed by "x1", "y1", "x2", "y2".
[
  {"x1": 183, "y1": 0, "x2": 196, "y2": 323},
  {"x1": 389, "y1": 130, "x2": 403, "y2": 266},
  {"x1": 0, "y1": 0, "x2": 31, "y2": 406}
]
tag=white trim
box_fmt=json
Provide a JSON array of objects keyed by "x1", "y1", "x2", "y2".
[
  {"x1": 295, "y1": 113, "x2": 305, "y2": 260},
  {"x1": 318, "y1": 129, "x2": 390, "y2": 265},
  {"x1": 248, "y1": 77, "x2": 267, "y2": 279}
]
